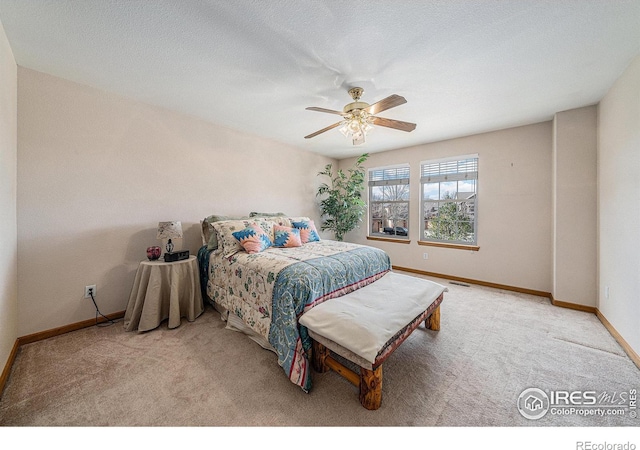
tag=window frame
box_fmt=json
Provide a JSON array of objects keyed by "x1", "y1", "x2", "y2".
[
  {"x1": 368, "y1": 163, "x2": 411, "y2": 241},
  {"x1": 420, "y1": 154, "x2": 479, "y2": 247}
]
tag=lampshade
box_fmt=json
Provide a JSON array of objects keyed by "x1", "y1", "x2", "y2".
[{"x1": 157, "y1": 221, "x2": 183, "y2": 240}]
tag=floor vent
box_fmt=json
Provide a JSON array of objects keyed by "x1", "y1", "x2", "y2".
[{"x1": 449, "y1": 281, "x2": 471, "y2": 287}]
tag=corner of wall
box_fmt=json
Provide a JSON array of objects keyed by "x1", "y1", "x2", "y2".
[
  {"x1": 0, "y1": 16, "x2": 19, "y2": 393},
  {"x1": 551, "y1": 106, "x2": 598, "y2": 307}
]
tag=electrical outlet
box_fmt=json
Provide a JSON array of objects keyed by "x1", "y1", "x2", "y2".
[
  {"x1": 423, "y1": 252, "x2": 429, "y2": 260},
  {"x1": 84, "y1": 284, "x2": 96, "y2": 299}
]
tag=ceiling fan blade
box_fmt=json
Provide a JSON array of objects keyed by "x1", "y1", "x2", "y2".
[
  {"x1": 305, "y1": 107, "x2": 346, "y2": 116},
  {"x1": 366, "y1": 94, "x2": 407, "y2": 115},
  {"x1": 304, "y1": 122, "x2": 342, "y2": 139},
  {"x1": 372, "y1": 116, "x2": 417, "y2": 132}
]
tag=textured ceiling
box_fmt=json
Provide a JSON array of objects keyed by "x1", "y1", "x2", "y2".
[{"x1": 0, "y1": 0, "x2": 639, "y2": 159}]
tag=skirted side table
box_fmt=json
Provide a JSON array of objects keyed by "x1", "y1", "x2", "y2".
[{"x1": 124, "y1": 255, "x2": 204, "y2": 332}]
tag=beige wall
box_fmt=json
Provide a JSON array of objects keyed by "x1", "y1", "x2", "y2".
[
  {"x1": 339, "y1": 122, "x2": 553, "y2": 293},
  {"x1": 11, "y1": 49, "x2": 640, "y2": 358},
  {"x1": 598, "y1": 55, "x2": 640, "y2": 356},
  {"x1": 0, "y1": 19, "x2": 18, "y2": 373},
  {"x1": 552, "y1": 106, "x2": 597, "y2": 307},
  {"x1": 17, "y1": 68, "x2": 334, "y2": 336}
]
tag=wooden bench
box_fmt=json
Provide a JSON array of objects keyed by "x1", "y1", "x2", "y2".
[{"x1": 299, "y1": 272, "x2": 446, "y2": 410}]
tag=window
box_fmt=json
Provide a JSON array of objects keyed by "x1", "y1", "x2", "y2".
[
  {"x1": 368, "y1": 164, "x2": 410, "y2": 239},
  {"x1": 420, "y1": 155, "x2": 478, "y2": 245}
]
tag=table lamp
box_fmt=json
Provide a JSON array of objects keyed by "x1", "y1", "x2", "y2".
[{"x1": 157, "y1": 221, "x2": 183, "y2": 256}]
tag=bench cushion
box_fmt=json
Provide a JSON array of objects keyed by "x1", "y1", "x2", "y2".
[{"x1": 299, "y1": 272, "x2": 447, "y2": 365}]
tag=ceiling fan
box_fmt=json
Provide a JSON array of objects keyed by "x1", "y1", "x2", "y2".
[{"x1": 304, "y1": 87, "x2": 416, "y2": 146}]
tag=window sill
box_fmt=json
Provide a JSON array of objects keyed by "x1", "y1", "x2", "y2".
[
  {"x1": 418, "y1": 241, "x2": 480, "y2": 251},
  {"x1": 367, "y1": 236, "x2": 411, "y2": 244}
]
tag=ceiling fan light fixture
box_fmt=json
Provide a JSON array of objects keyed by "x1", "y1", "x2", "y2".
[{"x1": 339, "y1": 109, "x2": 374, "y2": 143}]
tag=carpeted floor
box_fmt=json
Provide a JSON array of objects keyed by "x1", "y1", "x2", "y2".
[{"x1": 1, "y1": 272, "x2": 639, "y2": 429}]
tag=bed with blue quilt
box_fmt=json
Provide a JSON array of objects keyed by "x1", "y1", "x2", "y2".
[{"x1": 197, "y1": 215, "x2": 391, "y2": 392}]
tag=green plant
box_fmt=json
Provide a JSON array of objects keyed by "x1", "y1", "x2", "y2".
[
  {"x1": 427, "y1": 192, "x2": 474, "y2": 242},
  {"x1": 316, "y1": 153, "x2": 369, "y2": 241}
]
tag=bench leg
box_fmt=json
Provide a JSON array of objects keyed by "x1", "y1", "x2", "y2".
[
  {"x1": 425, "y1": 305, "x2": 441, "y2": 331},
  {"x1": 312, "y1": 340, "x2": 330, "y2": 373},
  {"x1": 359, "y1": 366, "x2": 383, "y2": 410}
]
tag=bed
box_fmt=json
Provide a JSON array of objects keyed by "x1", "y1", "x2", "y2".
[{"x1": 197, "y1": 215, "x2": 391, "y2": 392}]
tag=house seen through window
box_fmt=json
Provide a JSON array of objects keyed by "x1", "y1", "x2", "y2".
[
  {"x1": 420, "y1": 155, "x2": 478, "y2": 245},
  {"x1": 368, "y1": 164, "x2": 410, "y2": 239}
]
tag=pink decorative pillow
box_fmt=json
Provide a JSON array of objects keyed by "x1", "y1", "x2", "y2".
[
  {"x1": 292, "y1": 220, "x2": 321, "y2": 244},
  {"x1": 273, "y1": 225, "x2": 302, "y2": 248},
  {"x1": 232, "y1": 224, "x2": 272, "y2": 254}
]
